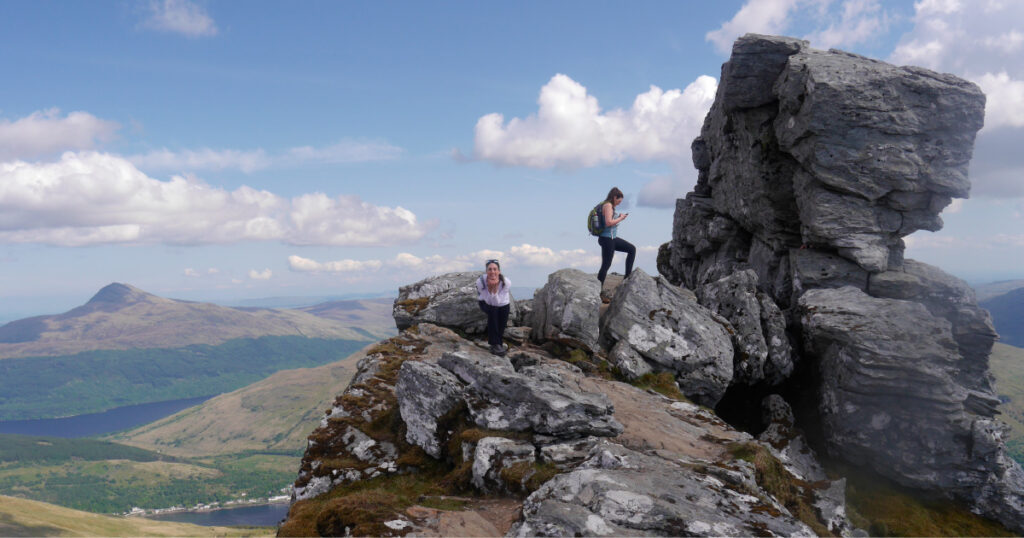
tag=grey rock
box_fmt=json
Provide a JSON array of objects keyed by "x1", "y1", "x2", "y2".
[
  {"x1": 607, "y1": 339, "x2": 653, "y2": 381},
  {"x1": 539, "y1": 437, "x2": 601, "y2": 470},
  {"x1": 699, "y1": 270, "x2": 793, "y2": 385},
  {"x1": 600, "y1": 269, "x2": 734, "y2": 406},
  {"x1": 800, "y1": 286, "x2": 1024, "y2": 531},
  {"x1": 471, "y1": 436, "x2": 536, "y2": 493},
  {"x1": 511, "y1": 441, "x2": 816, "y2": 537},
  {"x1": 393, "y1": 271, "x2": 518, "y2": 333},
  {"x1": 438, "y1": 351, "x2": 623, "y2": 438},
  {"x1": 530, "y1": 268, "x2": 601, "y2": 352},
  {"x1": 395, "y1": 360, "x2": 466, "y2": 458}
]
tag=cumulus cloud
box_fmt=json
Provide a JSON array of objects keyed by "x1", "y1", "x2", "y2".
[
  {"x1": 471, "y1": 74, "x2": 717, "y2": 169},
  {"x1": 0, "y1": 152, "x2": 434, "y2": 247},
  {"x1": 975, "y1": 72, "x2": 1024, "y2": 130},
  {"x1": 288, "y1": 255, "x2": 384, "y2": 273},
  {"x1": 706, "y1": 0, "x2": 799, "y2": 54},
  {"x1": 288, "y1": 244, "x2": 603, "y2": 278},
  {"x1": 0, "y1": 109, "x2": 120, "y2": 161},
  {"x1": 637, "y1": 174, "x2": 698, "y2": 209},
  {"x1": 128, "y1": 139, "x2": 403, "y2": 173},
  {"x1": 248, "y1": 268, "x2": 272, "y2": 280},
  {"x1": 708, "y1": 0, "x2": 896, "y2": 55},
  {"x1": 140, "y1": 0, "x2": 218, "y2": 38}
]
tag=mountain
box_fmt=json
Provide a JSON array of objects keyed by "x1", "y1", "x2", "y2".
[
  {"x1": 0, "y1": 283, "x2": 384, "y2": 360},
  {"x1": 0, "y1": 495, "x2": 269, "y2": 537},
  {"x1": 975, "y1": 279, "x2": 1024, "y2": 302},
  {"x1": 108, "y1": 343, "x2": 373, "y2": 457},
  {"x1": 297, "y1": 297, "x2": 397, "y2": 340},
  {"x1": 981, "y1": 287, "x2": 1024, "y2": 348}
]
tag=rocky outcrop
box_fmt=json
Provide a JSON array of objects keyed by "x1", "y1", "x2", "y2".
[
  {"x1": 393, "y1": 272, "x2": 522, "y2": 333},
  {"x1": 658, "y1": 33, "x2": 1023, "y2": 531},
  {"x1": 599, "y1": 269, "x2": 734, "y2": 406},
  {"x1": 530, "y1": 268, "x2": 601, "y2": 352}
]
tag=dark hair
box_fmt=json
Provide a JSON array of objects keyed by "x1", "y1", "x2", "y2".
[
  {"x1": 485, "y1": 259, "x2": 506, "y2": 287},
  {"x1": 605, "y1": 187, "x2": 624, "y2": 203}
]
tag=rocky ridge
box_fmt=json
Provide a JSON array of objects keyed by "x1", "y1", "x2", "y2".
[{"x1": 279, "y1": 34, "x2": 1022, "y2": 536}]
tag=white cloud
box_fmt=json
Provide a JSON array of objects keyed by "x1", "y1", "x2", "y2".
[
  {"x1": 975, "y1": 72, "x2": 1024, "y2": 130},
  {"x1": 184, "y1": 268, "x2": 200, "y2": 277},
  {"x1": 288, "y1": 255, "x2": 384, "y2": 273},
  {"x1": 128, "y1": 139, "x2": 403, "y2": 173},
  {"x1": 0, "y1": 109, "x2": 119, "y2": 161},
  {"x1": 128, "y1": 148, "x2": 271, "y2": 173},
  {"x1": 141, "y1": 0, "x2": 218, "y2": 38},
  {"x1": 0, "y1": 152, "x2": 434, "y2": 247},
  {"x1": 507, "y1": 244, "x2": 601, "y2": 268},
  {"x1": 285, "y1": 139, "x2": 404, "y2": 165},
  {"x1": 803, "y1": 0, "x2": 891, "y2": 50},
  {"x1": 471, "y1": 74, "x2": 717, "y2": 169},
  {"x1": 249, "y1": 268, "x2": 272, "y2": 280},
  {"x1": 706, "y1": 0, "x2": 800, "y2": 55}
]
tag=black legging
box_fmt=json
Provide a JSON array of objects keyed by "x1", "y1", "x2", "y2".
[
  {"x1": 597, "y1": 236, "x2": 636, "y2": 283},
  {"x1": 478, "y1": 301, "x2": 510, "y2": 346}
]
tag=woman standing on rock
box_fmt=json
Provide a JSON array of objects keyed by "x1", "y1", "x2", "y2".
[
  {"x1": 596, "y1": 187, "x2": 636, "y2": 288},
  {"x1": 477, "y1": 259, "x2": 511, "y2": 356}
]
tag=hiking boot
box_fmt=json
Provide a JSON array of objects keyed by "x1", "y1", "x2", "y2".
[
  {"x1": 600, "y1": 290, "x2": 612, "y2": 304},
  {"x1": 490, "y1": 343, "x2": 507, "y2": 356}
]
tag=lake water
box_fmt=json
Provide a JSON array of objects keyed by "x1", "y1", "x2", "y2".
[
  {"x1": 145, "y1": 502, "x2": 289, "y2": 527},
  {"x1": 0, "y1": 395, "x2": 215, "y2": 438}
]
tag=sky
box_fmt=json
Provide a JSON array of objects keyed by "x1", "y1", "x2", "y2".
[{"x1": 1, "y1": 0, "x2": 1023, "y2": 321}]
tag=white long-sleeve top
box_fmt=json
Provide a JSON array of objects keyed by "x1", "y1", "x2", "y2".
[{"x1": 476, "y1": 274, "x2": 511, "y2": 307}]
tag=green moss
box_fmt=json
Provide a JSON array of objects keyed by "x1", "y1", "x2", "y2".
[
  {"x1": 633, "y1": 372, "x2": 688, "y2": 401},
  {"x1": 498, "y1": 461, "x2": 559, "y2": 494}
]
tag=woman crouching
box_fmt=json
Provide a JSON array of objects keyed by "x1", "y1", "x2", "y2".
[{"x1": 477, "y1": 259, "x2": 510, "y2": 356}]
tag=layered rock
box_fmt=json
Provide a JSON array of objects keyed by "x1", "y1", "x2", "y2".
[
  {"x1": 658, "y1": 33, "x2": 1022, "y2": 531},
  {"x1": 530, "y1": 268, "x2": 601, "y2": 352}
]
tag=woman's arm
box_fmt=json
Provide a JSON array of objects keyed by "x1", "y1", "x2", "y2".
[{"x1": 602, "y1": 202, "x2": 626, "y2": 225}]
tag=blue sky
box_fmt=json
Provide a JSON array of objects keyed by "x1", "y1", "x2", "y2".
[{"x1": 1, "y1": 0, "x2": 1023, "y2": 320}]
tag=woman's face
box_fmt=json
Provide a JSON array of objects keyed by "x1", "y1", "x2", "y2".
[
  {"x1": 613, "y1": 196, "x2": 623, "y2": 207},
  {"x1": 486, "y1": 263, "x2": 500, "y2": 281}
]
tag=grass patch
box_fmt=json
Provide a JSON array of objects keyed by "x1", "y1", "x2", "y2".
[
  {"x1": 835, "y1": 461, "x2": 1014, "y2": 537},
  {"x1": 632, "y1": 372, "x2": 688, "y2": 401},
  {"x1": 727, "y1": 442, "x2": 832, "y2": 536}
]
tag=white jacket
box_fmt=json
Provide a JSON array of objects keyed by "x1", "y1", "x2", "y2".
[{"x1": 476, "y1": 274, "x2": 511, "y2": 307}]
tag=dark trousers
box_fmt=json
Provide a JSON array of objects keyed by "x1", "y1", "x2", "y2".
[
  {"x1": 478, "y1": 301, "x2": 510, "y2": 346},
  {"x1": 597, "y1": 236, "x2": 636, "y2": 283}
]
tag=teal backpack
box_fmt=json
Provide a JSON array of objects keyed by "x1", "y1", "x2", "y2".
[{"x1": 587, "y1": 201, "x2": 607, "y2": 236}]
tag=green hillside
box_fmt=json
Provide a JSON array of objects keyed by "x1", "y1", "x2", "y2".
[
  {"x1": 981, "y1": 288, "x2": 1024, "y2": 348},
  {"x1": 109, "y1": 344, "x2": 369, "y2": 457},
  {"x1": 0, "y1": 336, "x2": 366, "y2": 421},
  {"x1": 990, "y1": 343, "x2": 1024, "y2": 463},
  {"x1": 0, "y1": 494, "x2": 270, "y2": 537}
]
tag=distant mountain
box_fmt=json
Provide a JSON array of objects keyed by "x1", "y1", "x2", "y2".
[
  {"x1": 298, "y1": 297, "x2": 397, "y2": 340},
  {"x1": 990, "y1": 343, "x2": 1024, "y2": 464},
  {"x1": 981, "y1": 287, "x2": 1024, "y2": 348},
  {"x1": 0, "y1": 283, "x2": 383, "y2": 359},
  {"x1": 109, "y1": 343, "x2": 372, "y2": 457},
  {"x1": 0, "y1": 495, "x2": 265, "y2": 537},
  {"x1": 975, "y1": 279, "x2": 1024, "y2": 302}
]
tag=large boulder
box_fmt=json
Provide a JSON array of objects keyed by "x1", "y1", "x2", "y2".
[
  {"x1": 800, "y1": 286, "x2": 1024, "y2": 530},
  {"x1": 599, "y1": 269, "x2": 734, "y2": 407},
  {"x1": 530, "y1": 268, "x2": 601, "y2": 352},
  {"x1": 393, "y1": 272, "x2": 519, "y2": 333}
]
